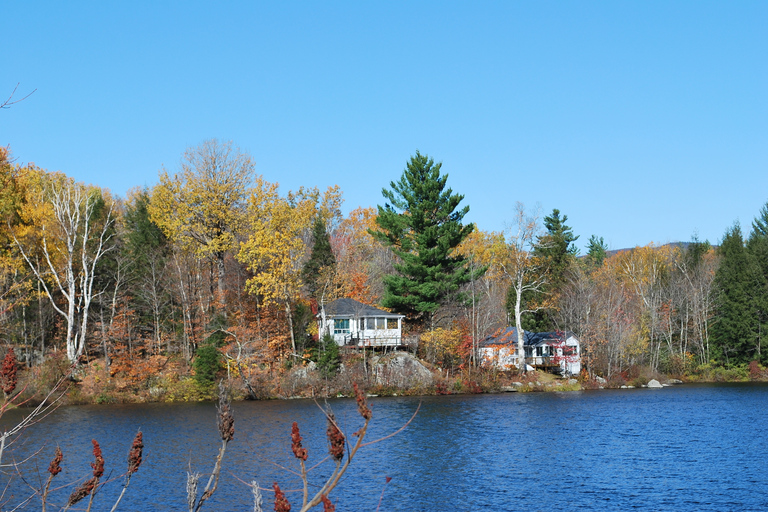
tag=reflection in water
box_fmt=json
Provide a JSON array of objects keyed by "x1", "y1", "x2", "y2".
[{"x1": 2, "y1": 383, "x2": 768, "y2": 511}]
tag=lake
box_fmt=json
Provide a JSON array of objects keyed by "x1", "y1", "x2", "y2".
[{"x1": 2, "y1": 383, "x2": 768, "y2": 511}]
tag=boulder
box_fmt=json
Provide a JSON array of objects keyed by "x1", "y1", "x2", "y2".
[
  {"x1": 666, "y1": 378, "x2": 683, "y2": 385},
  {"x1": 374, "y1": 352, "x2": 433, "y2": 388},
  {"x1": 647, "y1": 379, "x2": 663, "y2": 388}
]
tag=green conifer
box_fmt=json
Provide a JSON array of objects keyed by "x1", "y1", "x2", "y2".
[{"x1": 371, "y1": 151, "x2": 477, "y2": 324}]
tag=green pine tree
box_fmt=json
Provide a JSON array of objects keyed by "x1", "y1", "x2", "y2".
[
  {"x1": 317, "y1": 333, "x2": 341, "y2": 379},
  {"x1": 371, "y1": 151, "x2": 478, "y2": 324},
  {"x1": 711, "y1": 224, "x2": 761, "y2": 365},
  {"x1": 747, "y1": 203, "x2": 768, "y2": 363},
  {"x1": 301, "y1": 215, "x2": 336, "y2": 300},
  {"x1": 585, "y1": 234, "x2": 608, "y2": 269}
]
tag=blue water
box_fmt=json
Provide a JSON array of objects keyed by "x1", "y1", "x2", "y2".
[{"x1": 2, "y1": 383, "x2": 768, "y2": 511}]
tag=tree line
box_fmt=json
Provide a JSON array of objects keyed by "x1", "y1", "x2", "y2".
[{"x1": 1, "y1": 140, "x2": 766, "y2": 388}]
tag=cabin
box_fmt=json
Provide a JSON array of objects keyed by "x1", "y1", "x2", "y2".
[
  {"x1": 479, "y1": 327, "x2": 581, "y2": 375},
  {"x1": 318, "y1": 298, "x2": 405, "y2": 348}
]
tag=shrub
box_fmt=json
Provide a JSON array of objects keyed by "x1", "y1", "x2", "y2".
[
  {"x1": 193, "y1": 345, "x2": 222, "y2": 387},
  {"x1": 317, "y1": 334, "x2": 341, "y2": 379},
  {"x1": 748, "y1": 360, "x2": 767, "y2": 380}
]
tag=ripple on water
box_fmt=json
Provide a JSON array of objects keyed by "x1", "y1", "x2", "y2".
[{"x1": 2, "y1": 383, "x2": 768, "y2": 511}]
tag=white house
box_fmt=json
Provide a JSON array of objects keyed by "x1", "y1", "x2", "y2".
[
  {"x1": 480, "y1": 327, "x2": 581, "y2": 375},
  {"x1": 318, "y1": 298, "x2": 405, "y2": 348}
]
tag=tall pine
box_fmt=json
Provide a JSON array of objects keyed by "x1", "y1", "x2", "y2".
[
  {"x1": 711, "y1": 223, "x2": 763, "y2": 365},
  {"x1": 748, "y1": 203, "x2": 768, "y2": 363},
  {"x1": 371, "y1": 151, "x2": 477, "y2": 324},
  {"x1": 301, "y1": 215, "x2": 336, "y2": 301}
]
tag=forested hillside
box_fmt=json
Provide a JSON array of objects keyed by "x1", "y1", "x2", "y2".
[{"x1": 1, "y1": 141, "x2": 767, "y2": 401}]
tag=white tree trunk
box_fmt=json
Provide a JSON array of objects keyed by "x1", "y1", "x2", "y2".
[{"x1": 12, "y1": 181, "x2": 114, "y2": 362}]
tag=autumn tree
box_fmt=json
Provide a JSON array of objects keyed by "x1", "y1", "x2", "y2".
[
  {"x1": 371, "y1": 151, "x2": 477, "y2": 326},
  {"x1": 456, "y1": 229, "x2": 506, "y2": 365},
  {"x1": 11, "y1": 169, "x2": 115, "y2": 362},
  {"x1": 0, "y1": 148, "x2": 29, "y2": 330},
  {"x1": 238, "y1": 177, "x2": 318, "y2": 354},
  {"x1": 672, "y1": 237, "x2": 717, "y2": 365},
  {"x1": 149, "y1": 139, "x2": 253, "y2": 303},
  {"x1": 333, "y1": 207, "x2": 391, "y2": 305}
]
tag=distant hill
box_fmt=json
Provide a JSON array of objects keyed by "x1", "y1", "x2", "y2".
[{"x1": 604, "y1": 241, "x2": 716, "y2": 258}]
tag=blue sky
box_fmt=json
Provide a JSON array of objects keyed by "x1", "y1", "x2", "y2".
[{"x1": 3, "y1": 1, "x2": 767, "y2": 252}]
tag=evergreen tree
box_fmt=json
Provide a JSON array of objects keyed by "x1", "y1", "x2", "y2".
[
  {"x1": 535, "y1": 209, "x2": 579, "y2": 286},
  {"x1": 301, "y1": 216, "x2": 336, "y2": 301},
  {"x1": 122, "y1": 189, "x2": 171, "y2": 344},
  {"x1": 585, "y1": 235, "x2": 608, "y2": 269},
  {"x1": 711, "y1": 224, "x2": 761, "y2": 365},
  {"x1": 748, "y1": 203, "x2": 768, "y2": 363},
  {"x1": 125, "y1": 189, "x2": 169, "y2": 261},
  {"x1": 317, "y1": 333, "x2": 341, "y2": 379},
  {"x1": 371, "y1": 151, "x2": 477, "y2": 324}
]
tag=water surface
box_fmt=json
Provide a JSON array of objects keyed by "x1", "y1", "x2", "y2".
[{"x1": 2, "y1": 383, "x2": 767, "y2": 511}]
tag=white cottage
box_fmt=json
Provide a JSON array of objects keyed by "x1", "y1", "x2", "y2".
[
  {"x1": 480, "y1": 327, "x2": 581, "y2": 375},
  {"x1": 319, "y1": 298, "x2": 405, "y2": 348}
]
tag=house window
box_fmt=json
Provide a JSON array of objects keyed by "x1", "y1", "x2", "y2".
[
  {"x1": 334, "y1": 319, "x2": 350, "y2": 334},
  {"x1": 366, "y1": 318, "x2": 390, "y2": 329}
]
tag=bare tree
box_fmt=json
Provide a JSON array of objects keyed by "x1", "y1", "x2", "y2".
[
  {"x1": 1, "y1": 83, "x2": 36, "y2": 110},
  {"x1": 496, "y1": 202, "x2": 547, "y2": 374}
]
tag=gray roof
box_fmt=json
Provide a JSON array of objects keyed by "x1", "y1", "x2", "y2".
[
  {"x1": 480, "y1": 328, "x2": 578, "y2": 348},
  {"x1": 322, "y1": 298, "x2": 403, "y2": 318},
  {"x1": 479, "y1": 327, "x2": 530, "y2": 348}
]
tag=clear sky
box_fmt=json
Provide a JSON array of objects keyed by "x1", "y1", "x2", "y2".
[{"x1": 3, "y1": 1, "x2": 767, "y2": 252}]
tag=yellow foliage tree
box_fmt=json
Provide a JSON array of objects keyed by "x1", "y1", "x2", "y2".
[
  {"x1": 149, "y1": 139, "x2": 253, "y2": 301},
  {"x1": 0, "y1": 148, "x2": 31, "y2": 326},
  {"x1": 237, "y1": 177, "x2": 319, "y2": 354},
  {"x1": 455, "y1": 228, "x2": 506, "y2": 364},
  {"x1": 420, "y1": 326, "x2": 463, "y2": 370},
  {"x1": 10, "y1": 167, "x2": 115, "y2": 362}
]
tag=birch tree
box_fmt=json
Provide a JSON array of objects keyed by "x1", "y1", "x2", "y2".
[
  {"x1": 11, "y1": 170, "x2": 115, "y2": 362},
  {"x1": 495, "y1": 202, "x2": 548, "y2": 373}
]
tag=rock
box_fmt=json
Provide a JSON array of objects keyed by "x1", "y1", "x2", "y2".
[
  {"x1": 374, "y1": 352, "x2": 433, "y2": 388},
  {"x1": 500, "y1": 386, "x2": 518, "y2": 392},
  {"x1": 567, "y1": 379, "x2": 578, "y2": 386},
  {"x1": 291, "y1": 361, "x2": 317, "y2": 381},
  {"x1": 647, "y1": 379, "x2": 663, "y2": 388},
  {"x1": 596, "y1": 376, "x2": 607, "y2": 384},
  {"x1": 666, "y1": 378, "x2": 683, "y2": 385},
  {"x1": 511, "y1": 382, "x2": 524, "y2": 388}
]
